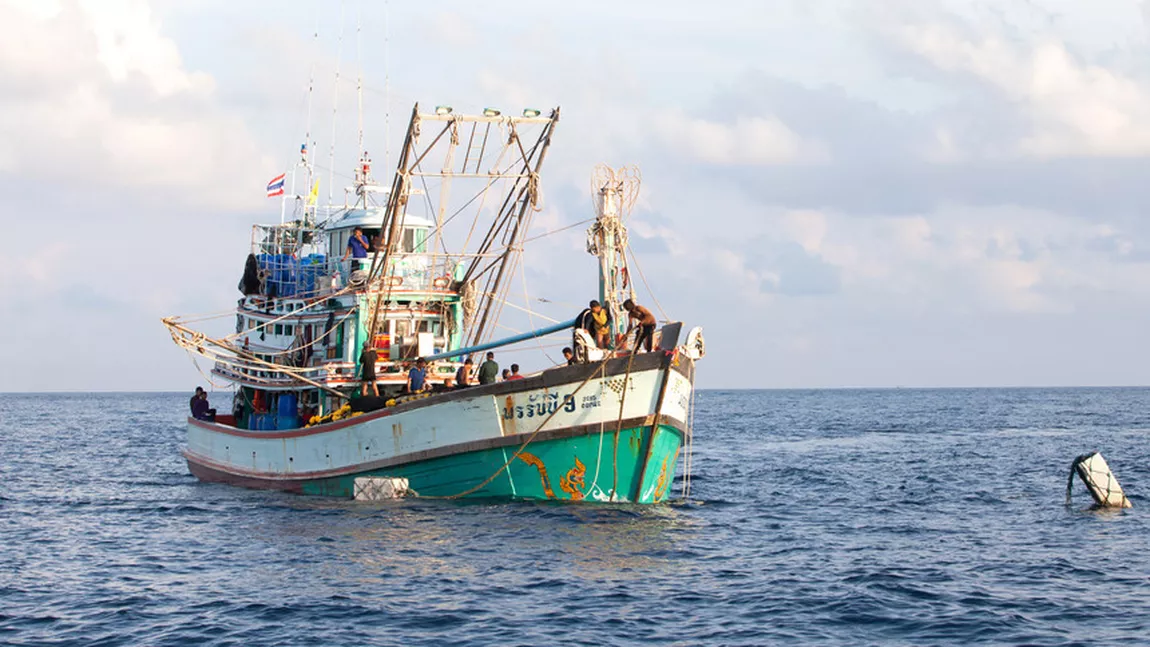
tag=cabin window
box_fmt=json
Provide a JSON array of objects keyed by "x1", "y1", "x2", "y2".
[
  {"x1": 284, "y1": 324, "x2": 294, "y2": 337},
  {"x1": 392, "y1": 320, "x2": 406, "y2": 338},
  {"x1": 247, "y1": 318, "x2": 257, "y2": 330},
  {"x1": 402, "y1": 228, "x2": 416, "y2": 253},
  {"x1": 274, "y1": 324, "x2": 283, "y2": 336}
]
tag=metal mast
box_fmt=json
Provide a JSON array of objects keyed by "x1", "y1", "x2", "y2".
[{"x1": 588, "y1": 165, "x2": 640, "y2": 344}]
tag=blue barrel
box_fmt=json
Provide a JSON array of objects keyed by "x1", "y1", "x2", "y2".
[{"x1": 276, "y1": 394, "x2": 299, "y2": 430}]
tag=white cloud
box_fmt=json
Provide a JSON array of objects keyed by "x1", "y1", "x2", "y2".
[
  {"x1": 0, "y1": 0, "x2": 271, "y2": 210},
  {"x1": 652, "y1": 112, "x2": 821, "y2": 165},
  {"x1": 895, "y1": 20, "x2": 1150, "y2": 158}
]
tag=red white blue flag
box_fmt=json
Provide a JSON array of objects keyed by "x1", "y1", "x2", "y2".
[{"x1": 266, "y1": 173, "x2": 286, "y2": 197}]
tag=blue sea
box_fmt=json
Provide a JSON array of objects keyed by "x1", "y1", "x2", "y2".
[{"x1": 2, "y1": 389, "x2": 1149, "y2": 646}]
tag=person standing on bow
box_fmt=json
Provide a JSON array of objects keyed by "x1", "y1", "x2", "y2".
[
  {"x1": 406, "y1": 358, "x2": 428, "y2": 394},
  {"x1": 360, "y1": 343, "x2": 379, "y2": 397},
  {"x1": 478, "y1": 352, "x2": 499, "y2": 385},
  {"x1": 623, "y1": 299, "x2": 657, "y2": 353}
]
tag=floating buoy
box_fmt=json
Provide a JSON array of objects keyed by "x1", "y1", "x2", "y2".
[
  {"x1": 353, "y1": 477, "x2": 410, "y2": 501},
  {"x1": 1067, "y1": 452, "x2": 1132, "y2": 509}
]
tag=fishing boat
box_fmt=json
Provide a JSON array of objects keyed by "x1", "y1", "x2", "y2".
[{"x1": 163, "y1": 104, "x2": 705, "y2": 502}]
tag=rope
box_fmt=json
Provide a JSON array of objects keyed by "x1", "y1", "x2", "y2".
[
  {"x1": 683, "y1": 373, "x2": 697, "y2": 501},
  {"x1": 609, "y1": 350, "x2": 639, "y2": 501}
]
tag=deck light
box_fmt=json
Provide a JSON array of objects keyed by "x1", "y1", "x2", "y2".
[
  {"x1": 435, "y1": 105, "x2": 453, "y2": 115},
  {"x1": 522, "y1": 108, "x2": 541, "y2": 118},
  {"x1": 483, "y1": 107, "x2": 501, "y2": 117}
]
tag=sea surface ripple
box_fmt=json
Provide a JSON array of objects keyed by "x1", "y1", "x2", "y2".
[{"x1": 2, "y1": 389, "x2": 1149, "y2": 646}]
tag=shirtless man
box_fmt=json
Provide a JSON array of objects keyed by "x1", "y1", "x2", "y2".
[{"x1": 623, "y1": 299, "x2": 657, "y2": 353}]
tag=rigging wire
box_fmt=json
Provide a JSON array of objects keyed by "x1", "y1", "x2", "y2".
[{"x1": 625, "y1": 244, "x2": 670, "y2": 322}]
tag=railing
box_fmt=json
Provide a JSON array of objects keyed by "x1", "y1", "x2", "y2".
[{"x1": 254, "y1": 253, "x2": 463, "y2": 299}]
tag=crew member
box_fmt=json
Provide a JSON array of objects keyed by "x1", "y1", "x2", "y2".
[
  {"x1": 360, "y1": 343, "x2": 379, "y2": 397},
  {"x1": 506, "y1": 364, "x2": 525, "y2": 380},
  {"x1": 478, "y1": 352, "x2": 499, "y2": 385},
  {"x1": 342, "y1": 227, "x2": 371, "y2": 271},
  {"x1": 190, "y1": 387, "x2": 217, "y2": 422},
  {"x1": 406, "y1": 358, "x2": 428, "y2": 394},
  {"x1": 623, "y1": 299, "x2": 657, "y2": 353},
  {"x1": 455, "y1": 358, "x2": 474, "y2": 389}
]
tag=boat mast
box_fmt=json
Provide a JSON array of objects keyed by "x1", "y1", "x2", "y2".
[{"x1": 589, "y1": 165, "x2": 640, "y2": 343}]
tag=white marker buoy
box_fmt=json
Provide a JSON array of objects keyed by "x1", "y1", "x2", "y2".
[
  {"x1": 353, "y1": 477, "x2": 410, "y2": 501},
  {"x1": 1068, "y1": 452, "x2": 1132, "y2": 509}
]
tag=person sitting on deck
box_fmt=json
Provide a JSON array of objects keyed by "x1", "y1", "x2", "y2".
[
  {"x1": 478, "y1": 352, "x2": 499, "y2": 385},
  {"x1": 455, "y1": 358, "x2": 474, "y2": 389},
  {"x1": 406, "y1": 358, "x2": 428, "y2": 394},
  {"x1": 562, "y1": 347, "x2": 576, "y2": 366},
  {"x1": 506, "y1": 364, "x2": 525, "y2": 380},
  {"x1": 623, "y1": 299, "x2": 657, "y2": 353},
  {"x1": 501, "y1": 369, "x2": 511, "y2": 381},
  {"x1": 360, "y1": 342, "x2": 379, "y2": 397},
  {"x1": 190, "y1": 387, "x2": 216, "y2": 422},
  {"x1": 577, "y1": 300, "x2": 611, "y2": 349}
]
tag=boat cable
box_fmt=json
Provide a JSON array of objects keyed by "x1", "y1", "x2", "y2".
[
  {"x1": 520, "y1": 218, "x2": 595, "y2": 245},
  {"x1": 625, "y1": 244, "x2": 670, "y2": 323},
  {"x1": 518, "y1": 246, "x2": 558, "y2": 366}
]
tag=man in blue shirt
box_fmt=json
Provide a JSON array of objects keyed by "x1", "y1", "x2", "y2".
[
  {"x1": 343, "y1": 227, "x2": 371, "y2": 272},
  {"x1": 406, "y1": 358, "x2": 428, "y2": 394}
]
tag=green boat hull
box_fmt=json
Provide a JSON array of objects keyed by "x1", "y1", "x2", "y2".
[{"x1": 294, "y1": 422, "x2": 683, "y2": 502}]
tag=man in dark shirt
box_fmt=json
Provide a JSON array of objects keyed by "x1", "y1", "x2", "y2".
[
  {"x1": 478, "y1": 352, "x2": 499, "y2": 385},
  {"x1": 360, "y1": 343, "x2": 379, "y2": 397},
  {"x1": 562, "y1": 347, "x2": 576, "y2": 366},
  {"x1": 623, "y1": 299, "x2": 657, "y2": 353},
  {"x1": 190, "y1": 387, "x2": 216, "y2": 422},
  {"x1": 190, "y1": 386, "x2": 203, "y2": 415}
]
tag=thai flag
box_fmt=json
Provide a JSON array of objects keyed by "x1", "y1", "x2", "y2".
[{"x1": 266, "y1": 173, "x2": 286, "y2": 197}]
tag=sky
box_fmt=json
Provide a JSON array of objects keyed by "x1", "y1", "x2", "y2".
[{"x1": 3, "y1": 0, "x2": 1150, "y2": 391}]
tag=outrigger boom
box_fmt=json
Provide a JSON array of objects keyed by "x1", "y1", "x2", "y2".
[{"x1": 422, "y1": 318, "x2": 579, "y2": 363}]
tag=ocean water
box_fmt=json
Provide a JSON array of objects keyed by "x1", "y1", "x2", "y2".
[{"x1": 2, "y1": 389, "x2": 1149, "y2": 646}]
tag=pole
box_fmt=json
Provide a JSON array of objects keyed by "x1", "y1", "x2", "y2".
[{"x1": 422, "y1": 317, "x2": 577, "y2": 362}]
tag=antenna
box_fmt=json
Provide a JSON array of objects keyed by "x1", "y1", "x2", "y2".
[
  {"x1": 384, "y1": 0, "x2": 391, "y2": 174},
  {"x1": 356, "y1": 0, "x2": 364, "y2": 162},
  {"x1": 302, "y1": 8, "x2": 318, "y2": 223},
  {"x1": 328, "y1": 1, "x2": 346, "y2": 207}
]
